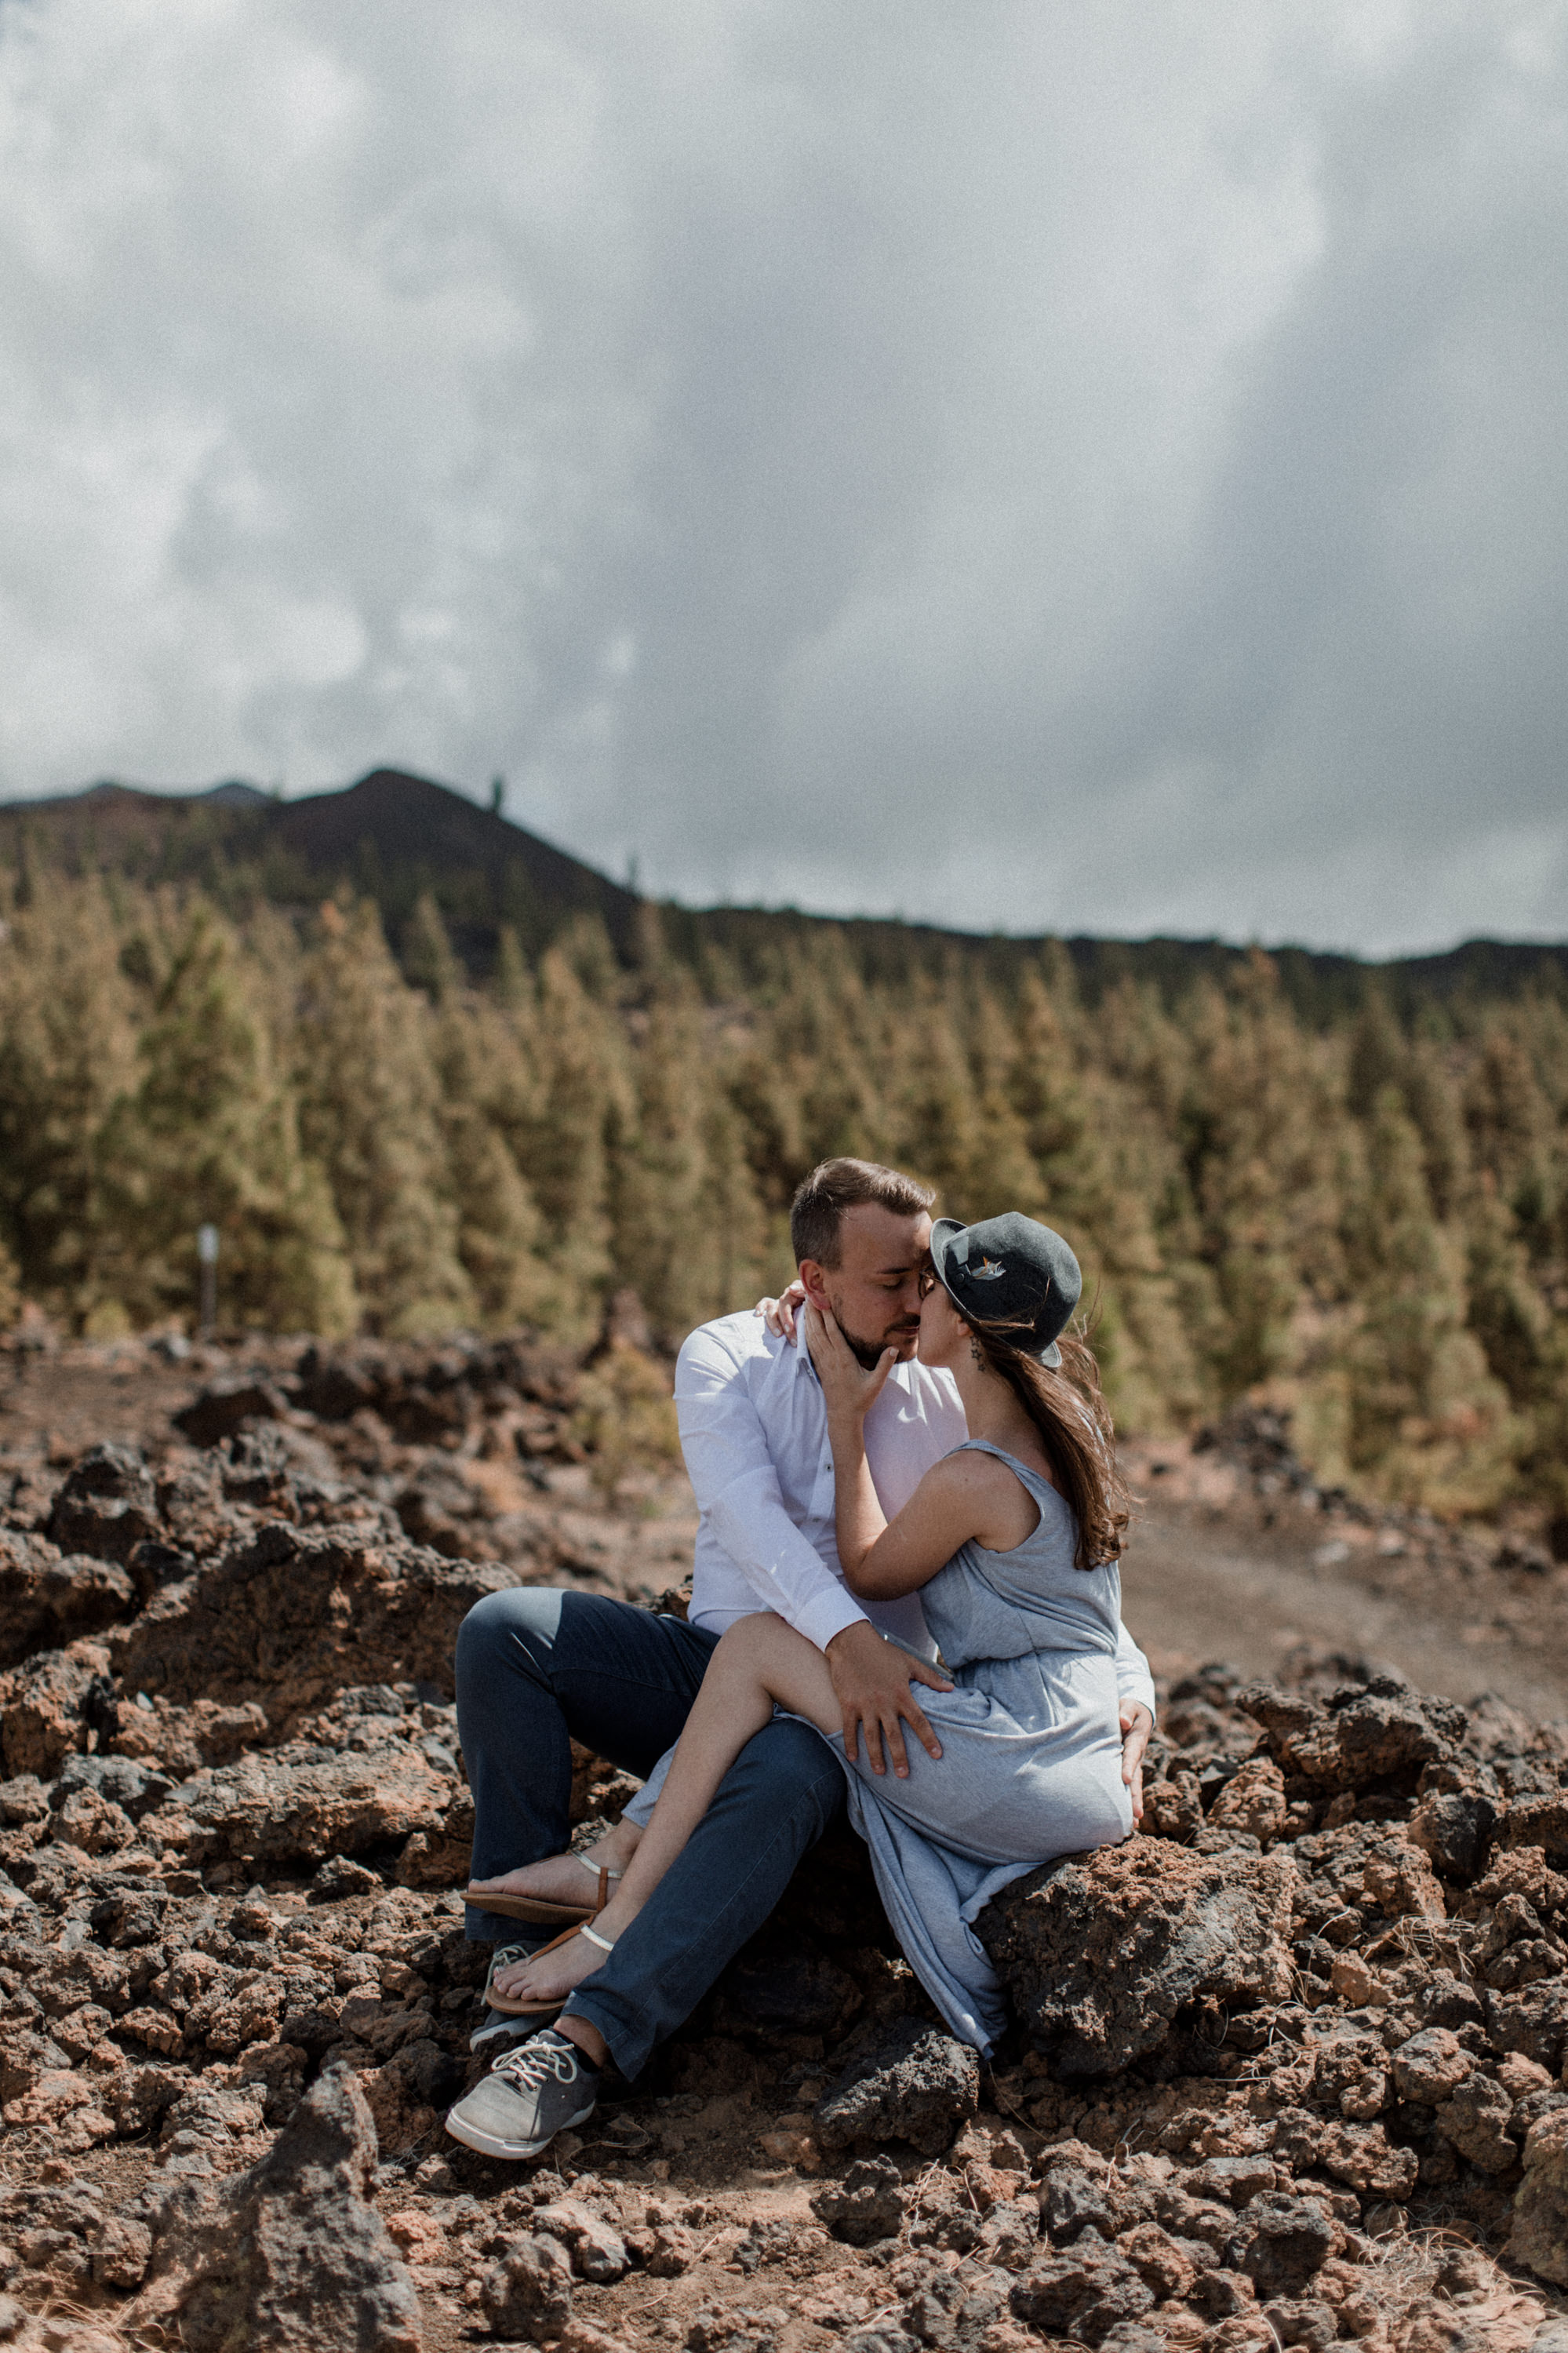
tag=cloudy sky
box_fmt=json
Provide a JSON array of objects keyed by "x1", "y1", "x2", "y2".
[{"x1": 0, "y1": 0, "x2": 1563, "y2": 953}]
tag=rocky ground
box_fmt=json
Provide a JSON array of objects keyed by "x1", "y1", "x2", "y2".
[{"x1": 2, "y1": 1325, "x2": 1568, "y2": 2353}]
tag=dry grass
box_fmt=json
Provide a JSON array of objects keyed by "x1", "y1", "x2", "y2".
[{"x1": 1357, "y1": 2224, "x2": 1555, "y2": 2350}]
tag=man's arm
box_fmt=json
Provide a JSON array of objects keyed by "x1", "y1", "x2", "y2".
[
  {"x1": 676, "y1": 1324, "x2": 871, "y2": 1651},
  {"x1": 677, "y1": 1324, "x2": 951, "y2": 1773}
]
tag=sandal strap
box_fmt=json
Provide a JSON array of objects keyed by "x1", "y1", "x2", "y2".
[
  {"x1": 579, "y1": 1921, "x2": 617, "y2": 1955},
  {"x1": 573, "y1": 1855, "x2": 620, "y2": 1911}
]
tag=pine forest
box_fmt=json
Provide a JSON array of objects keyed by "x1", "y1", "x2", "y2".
[{"x1": 0, "y1": 870, "x2": 1564, "y2": 1532}]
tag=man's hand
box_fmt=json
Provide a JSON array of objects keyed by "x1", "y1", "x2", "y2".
[
  {"x1": 826, "y1": 1619, "x2": 953, "y2": 1779},
  {"x1": 1120, "y1": 1703, "x2": 1153, "y2": 1823}
]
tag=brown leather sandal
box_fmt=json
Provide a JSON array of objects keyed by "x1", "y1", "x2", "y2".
[{"x1": 464, "y1": 1855, "x2": 620, "y2": 1925}]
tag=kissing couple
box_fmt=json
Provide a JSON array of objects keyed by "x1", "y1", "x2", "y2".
[{"x1": 444, "y1": 1156, "x2": 1155, "y2": 2162}]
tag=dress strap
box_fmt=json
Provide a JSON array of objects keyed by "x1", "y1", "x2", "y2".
[{"x1": 951, "y1": 1437, "x2": 1059, "y2": 1503}]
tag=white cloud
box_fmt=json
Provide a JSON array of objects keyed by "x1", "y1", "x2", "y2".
[{"x1": 0, "y1": 0, "x2": 1562, "y2": 951}]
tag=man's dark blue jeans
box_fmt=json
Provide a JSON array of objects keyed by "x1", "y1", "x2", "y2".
[{"x1": 455, "y1": 1586, "x2": 846, "y2": 2081}]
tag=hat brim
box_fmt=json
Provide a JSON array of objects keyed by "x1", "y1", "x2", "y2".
[{"x1": 927, "y1": 1217, "x2": 966, "y2": 1298}]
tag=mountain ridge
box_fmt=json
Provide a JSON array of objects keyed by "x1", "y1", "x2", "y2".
[{"x1": 1, "y1": 766, "x2": 1561, "y2": 1018}]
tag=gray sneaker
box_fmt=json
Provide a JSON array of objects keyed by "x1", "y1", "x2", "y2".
[
  {"x1": 469, "y1": 1943, "x2": 554, "y2": 2053},
  {"x1": 445, "y1": 2027, "x2": 599, "y2": 2161},
  {"x1": 470, "y1": 2006, "x2": 536, "y2": 2055}
]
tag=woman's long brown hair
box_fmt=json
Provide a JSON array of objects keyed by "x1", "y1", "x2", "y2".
[{"x1": 966, "y1": 1319, "x2": 1130, "y2": 1570}]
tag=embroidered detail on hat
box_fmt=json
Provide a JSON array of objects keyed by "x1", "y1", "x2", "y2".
[{"x1": 970, "y1": 1256, "x2": 1007, "y2": 1280}]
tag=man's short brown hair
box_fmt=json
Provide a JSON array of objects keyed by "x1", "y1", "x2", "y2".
[{"x1": 789, "y1": 1158, "x2": 936, "y2": 1270}]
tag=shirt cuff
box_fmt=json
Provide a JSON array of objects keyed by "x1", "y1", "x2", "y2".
[{"x1": 795, "y1": 1586, "x2": 871, "y2": 1654}]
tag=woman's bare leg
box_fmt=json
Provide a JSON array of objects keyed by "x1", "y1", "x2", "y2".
[{"x1": 497, "y1": 1615, "x2": 839, "y2": 2006}]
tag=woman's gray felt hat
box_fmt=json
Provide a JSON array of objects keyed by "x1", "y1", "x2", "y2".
[{"x1": 929, "y1": 1212, "x2": 1082, "y2": 1368}]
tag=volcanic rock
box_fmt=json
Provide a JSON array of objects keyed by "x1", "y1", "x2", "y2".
[
  {"x1": 977, "y1": 1838, "x2": 1297, "y2": 2076},
  {"x1": 1205, "y1": 1754, "x2": 1287, "y2": 1843},
  {"x1": 1227, "y1": 2192, "x2": 1336, "y2": 2295},
  {"x1": 111, "y1": 1518, "x2": 512, "y2": 1726},
  {"x1": 1502, "y1": 1793, "x2": 1568, "y2": 1868},
  {"x1": 139, "y1": 1737, "x2": 451, "y2": 1867},
  {"x1": 128, "y1": 2063, "x2": 421, "y2": 2351},
  {"x1": 0, "y1": 1638, "x2": 111, "y2": 1777},
  {"x1": 5, "y1": 1351, "x2": 1568, "y2": 2353},
  {"x1": 173, "y1": 1376, "x2": 289, "y2": 1447},
  {"x1": 1114, "y1": 2221, "x2": 1197, "y2": 2300},
  {"x1": 1010, "y1": 2233, "x2": 1156, "y2": 2343},
  {"x1": 1391, "y1": 2027, "x2": 1475, "y2": 2104},
  {"x1": 1235, "y1": 1674, "x2": 1465, "y2": 1791},
  {"x1": 0, "y1": 1530, "x2": 135, "y2": 1667},
  {"x1": 108, "y1": 1692, "x2": 271, "y2": 1774},
  {"x1": 1406, "y1": 1785, "x2": 1504, "y2": 1883},
  {"x1": 1260, "y1": 2296, "x2": 1337, "y2": 2351},
  {"x1": 704, "y1": 1924, "x2": 864, "y2": 2042},
  {"x1": 811, "y1": 2155, "x2": 907, "y2": 2244},
  {"x1": 45, "y1": 1443, "x2": 162, "y2": 1564},
  {"x1": 1509, "y1": 2107, "x2": 1568, "y2": 2286},
  {"x1": 814, "y1": 2016, "x2": 979, "y2": 2156},
  {"x1": 479, "y1": 2232, "x2": 575, "y2": 2340},
  {"x1": 1434, "y1": 2070, "x2": 1519, "y2": 2173},
  {"x1": 532, "y1": 2197, "x2": 631, "y2": 2282},
  {"x1": 395, "y1": 1785, "x2": 475, "y2": 1888}
]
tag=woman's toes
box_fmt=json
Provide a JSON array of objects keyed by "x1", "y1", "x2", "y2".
[{"x1": 521, "y1": 1934, "x2": 604, "y2": 2000}]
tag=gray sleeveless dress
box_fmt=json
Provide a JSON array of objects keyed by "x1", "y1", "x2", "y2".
[{"x1": 830, "y1": 1439, "x2": 1134, "y2": 2054}]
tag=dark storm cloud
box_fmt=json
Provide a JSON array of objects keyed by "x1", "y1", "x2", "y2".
[{"x1": 0, "y1": 0, "x2": 1562, "y2": 951}]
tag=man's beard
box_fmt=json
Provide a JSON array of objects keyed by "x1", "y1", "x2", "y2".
[{"x1": 834, "y1": 1310, "x2": 920, "y2": 1370}]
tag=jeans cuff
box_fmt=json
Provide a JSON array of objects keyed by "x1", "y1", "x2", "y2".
[{"x1": 562, "y1": 1990, "x2": 657, "y2": 2083}]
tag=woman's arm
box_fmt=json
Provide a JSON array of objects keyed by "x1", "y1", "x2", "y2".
[
  {"x1": 806, "y1": 1302, "x2": 1033, "y2": 1599},
  {"x1": 800, "y1": 1300, "x2": 901, "y2": 1572},
  {"x1": 842, "y1": 1452, "x2": 1017, "y2": 1597}
]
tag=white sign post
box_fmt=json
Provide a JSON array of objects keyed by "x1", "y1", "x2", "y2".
[{"x1": 197, "y1": 1223, "x2": 219, "y2": 1335}]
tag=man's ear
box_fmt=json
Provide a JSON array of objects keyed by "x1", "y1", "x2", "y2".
[{"x1": 797, "y1": 1259, "x2": 832, "y2": 1309}]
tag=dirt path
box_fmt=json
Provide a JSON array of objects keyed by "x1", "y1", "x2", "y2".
[{"x1": 1121, "y1": 1496, "x2": 1568, "y2": 1724}]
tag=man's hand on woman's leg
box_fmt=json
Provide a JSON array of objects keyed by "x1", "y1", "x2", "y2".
[{"x1": 826, "y1": 1619, "x2": 952, "y2": 1780}]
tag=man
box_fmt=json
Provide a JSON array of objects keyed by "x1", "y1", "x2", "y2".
[{"x1": 444, "y1": 1157, "x2": 1155, "y2": 2162}]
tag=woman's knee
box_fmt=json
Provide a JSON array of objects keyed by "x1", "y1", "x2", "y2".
[{"x1": 711, "y1": 1612, "x2": 787, "y2": 1672}]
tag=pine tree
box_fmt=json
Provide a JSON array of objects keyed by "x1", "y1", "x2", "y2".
[
  {"x1": 493, "y1": 931, "x2": 623, "y2": 1336},
  {"x1": 1464, "y1": 1025, "x2": 1555, "y2": 1258},
  {"x1": 609, "y1": 982, "x2": 723, "y2": 1336},
  {"x1": 414, "y1": 898, "x2": 553, "y2": 1329},
  {"x1": 1177, "y1": 960, "x2": 1344, "y2": 1401},
  {"x1": 1341, "y1": 1091, "x2": 1515, "y2": 1510},
  {"x1": 100, "y1": 901, "x2": 357, "y2": 1333},
  {"x1": 0, "y1": 878, "x2": 139, "y2": 1331},
  {"x1": 294, "y1": 899, "x2": 473, "y2": 1335}
]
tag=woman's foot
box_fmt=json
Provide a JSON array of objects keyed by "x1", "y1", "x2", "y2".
[
  {"x1": 468, "y1": 1827, "x2": 641, "y2": 1910},
  {"x1": 492, "y1": 1907, "x2": 634, "y2": 2007}
]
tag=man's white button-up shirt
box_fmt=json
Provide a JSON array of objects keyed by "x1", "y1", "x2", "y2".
[{"x1": 675, "y1": 1309, "x2": 1155, "y2": 1718}]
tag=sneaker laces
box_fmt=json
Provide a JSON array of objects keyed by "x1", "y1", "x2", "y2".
[{"x1": 491, "y1": 2031, "x2": 584, "y2": 2090}]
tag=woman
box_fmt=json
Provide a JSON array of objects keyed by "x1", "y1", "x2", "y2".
[{"x1": 487, "y1": 1210, "x2": 1142, "y2": 2054}]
